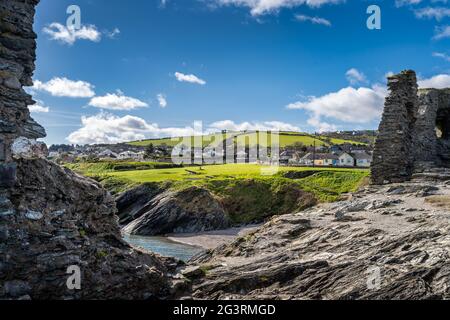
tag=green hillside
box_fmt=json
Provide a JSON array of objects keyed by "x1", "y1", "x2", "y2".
[{"x1": 128, "y1": 131, "x2": 365, "y2": 148}]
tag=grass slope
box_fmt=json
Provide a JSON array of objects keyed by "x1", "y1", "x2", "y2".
[
  {"x1": 128, "y1": 131, "x2": 365, "y2": 148},
  {"x1": 71, "y1": 163, "x2": 369, "y2": 224}
]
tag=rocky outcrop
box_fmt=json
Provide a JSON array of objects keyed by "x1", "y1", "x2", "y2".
[
  {"x1": 189, "y1": 173, "x2": 450, "y2": 300},
  {"x1": 372, "y1": 70, "x2": 450, "y2": 184},
  {"x1": 122, "y1": 187, "x2": 231, "y2": 236},
  {"x1": 116, "y1": 183, "x2": 166, "y2": 225},
  {"x1": 1, "y1": 159, "x2": 181, "y2": 299},
  {"x1": 1, "y1": 0, "x2": 178, "y2": 300}
]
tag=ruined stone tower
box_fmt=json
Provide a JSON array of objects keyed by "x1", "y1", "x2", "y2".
[
  {"x1": 371, "y1": 70, "x2": 450, "y2": 184},
  {"x1": 0, "y1": 0, "x2": 46, "y2": 187}
]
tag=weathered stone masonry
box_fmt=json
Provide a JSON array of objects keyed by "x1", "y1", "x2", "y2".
[
  {"x1": 371, "y1": 70, "x2": 450, "y2": 184},
  {"x1": 0, "y1": 0, "x2": 46, "y2": 187}
]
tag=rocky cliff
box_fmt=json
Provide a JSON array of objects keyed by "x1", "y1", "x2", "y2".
[
  {"x1": 188, "y1": 174, "x2": 450, "y2": 299},
  {"x1": 121, "y1": 186, "x2": 231, "y2": 236},
  {"x1": 0, "y1": 0, "x2": 177, "y2": 300}
]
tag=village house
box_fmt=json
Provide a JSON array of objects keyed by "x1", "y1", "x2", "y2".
[
  {"x1": 298, "y1": 153, "x2": 340, "y2": 166},
  {"x1": 299, "y1": 153, "x2": 314, "y2": 166},
  {"x1": 288, "y1": 152, "x2": 306, "y2": 165},
  {"x1": 98, "y1": 149, "x2": 118, "y2": 160},
  {"x1": 353, "y1": 152, "x2": 372, "y2": 167},
  {"x1": 313, "y1": 153, "x2": 339, "y2": 166},
  {"x1": 280, "y1": 150, "x2": 296, "y2": 164},
  {"x1": 118, "y1": 151, "x2": 145, "y2": 161},
  {"x1": 338, "y1": 152, "x2": 355, "y2": 167}
]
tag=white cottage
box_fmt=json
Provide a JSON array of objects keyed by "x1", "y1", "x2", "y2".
[
  {"x1": 353, "y1": 152, "x2": 372, "y2": 167},
  {"x1": 338, "y1": 152, "x2": 355, "y2": 167}
]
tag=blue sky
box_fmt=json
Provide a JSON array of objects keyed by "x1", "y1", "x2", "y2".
[{"x1": 29, "y1": 0, "x2": 450, "y2": 145}]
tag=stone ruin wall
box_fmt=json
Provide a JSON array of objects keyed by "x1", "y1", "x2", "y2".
[
  {"x1": 0, "y1": 0, "x2": 46, "y2": 187},
  {"x1": 371, "y1": 70, "x2": 450, "y2": 184}
]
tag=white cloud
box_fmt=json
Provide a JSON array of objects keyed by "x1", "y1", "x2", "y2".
[
  {"x1": 286, "y1": 85, "x2": 387, "y2": 132},
  {"x1": 67, "y1": 113, "x2": 303, "y2": 144},
  {"x1": 433, "y1": 52, "x2": 450, "y2": 62},
  {"x1": 28, "y1": 100, "x2": 50, "y2": 113},
  {"x1": 157, "y1": 94, "x2": 168, "y2": 108},
  {"x1": 107, "y1": 28, "x2": 121, "y2": 39},
  {"x1": 67, "y1": 113, "x2": 198, "y2": 144},
  {"x1": 418, "y1": 74, "x2": 450, "y2": 88},
  {"x1": 214, "y1": 0, "x2": 343, "y2": 16},
  {"x1": 43, "y1": 23, "x2": 101, "y2": 45},
  {"x1": 307, "y1": 117, "x2": 337, "y2": 133},
  {"x1": 175, "y1": 72, "x2": 206, "y2": 85},
  {"x1": 395, "y1": 0, "x2": 422, "y2": 7},
  {"x1": 295, "y1": 14, "x2": 331, "y2": 26},
  {"x1": 32, "y1": 77, "x2": 95, "y2": 98},
  {"x1": 434, "y1": 25, "x2": 450, "y2": 40},
  {"x1": 89, "y1": 92, "x2": 148, "y2": 111},
  {"x1": 346, "y1": 68, "x2": 368, "y2": 85},
  {"x1": 286, "y1": 73, "x2": 450, "y2": 132},
  {"x1": 414, "y1": 7, "x2": 450, "y2": 20},
  {"x1": 208, "y1": 120, "x2": 301, "y2": 132}
]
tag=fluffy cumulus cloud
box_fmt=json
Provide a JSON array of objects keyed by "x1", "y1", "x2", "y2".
[
  {"x1": 286, "y1": 72, "x2": 450, "y2": 132},
  {"x1": 67, "y1": 113, "x2": 197, "y2": 144},
  {"x1": 42, "y1": 23, "x2": 101, "y2": 45},
  {"x1": 418, "y1": 74, "x2": 450, "y2": 88},
  {"x1": 306, "y1": 117, "x2": 337, "y2": 133},
  {"x1": 157, "y1": 94, "x2": 168, "y2": 108},
  {"x1": 208, "y1": 120, "x2": 301, "y2": 132},
  {"x1": 214, "y1": 0, "x2": 343, "y2": 16},
  {"x1": 286, "y1": 85, "x2": 387, "y2": 131},
  {"x1": 32, "y1": 77, "x2": 95, "y2": 98},
  {"x1": 175, "y1": 72, "x2": 206, "y2": 85},
  {"x1": 28, "y1": 100, "x2": 50, "y2": 113},
  {"x1": 346, "y1": 68, "x2": 368, "y2": 85},
  {"x1": 67, "y1": 114, "x2": 303, "y2": 144},
  {"x1": 295, "y1": 14, "x2": 331, "y2": 26},
  {"x1": 89, "y1": 92, "x2": 148, "y2": 111},
  {"x1": 434, "y1": 25, "x2": 450, "y2": 40}
]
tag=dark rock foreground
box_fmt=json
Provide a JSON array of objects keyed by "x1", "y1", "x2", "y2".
[
  {"x1": 188, "y1": 174, "x2": 450, "y2": 300},
  {"x1": 0, "y1": 0, "x2": 178, "y2": 300}
]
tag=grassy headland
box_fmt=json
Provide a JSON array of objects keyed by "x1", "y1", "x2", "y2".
[
  {"x1": 128, "y1": 131, "x2": 366, "y2": 148},
  {"x1": 67, "y1": 162, "x2": 369, "y2": 223}
]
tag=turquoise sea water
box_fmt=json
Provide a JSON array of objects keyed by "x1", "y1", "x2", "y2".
[{"x1": 123, "y1": 234, "x2": 203, "y2": 262}]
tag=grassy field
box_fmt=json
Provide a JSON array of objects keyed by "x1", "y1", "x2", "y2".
[
  {"x1": 104, "y1": 164, "x2": 362, "y2": 183},
  {"x1": 66, "y1": 161, "x2": 182, "y2": 175},
  {"x1": 71, "y1": 162, "x2": 369, "y2": 224},
  {"x1": 128, "y1": 131, "x2": 365, "y2": 148},
  {"x1": 84, "y1": 163, "x2": 368, "y2": 202}
]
